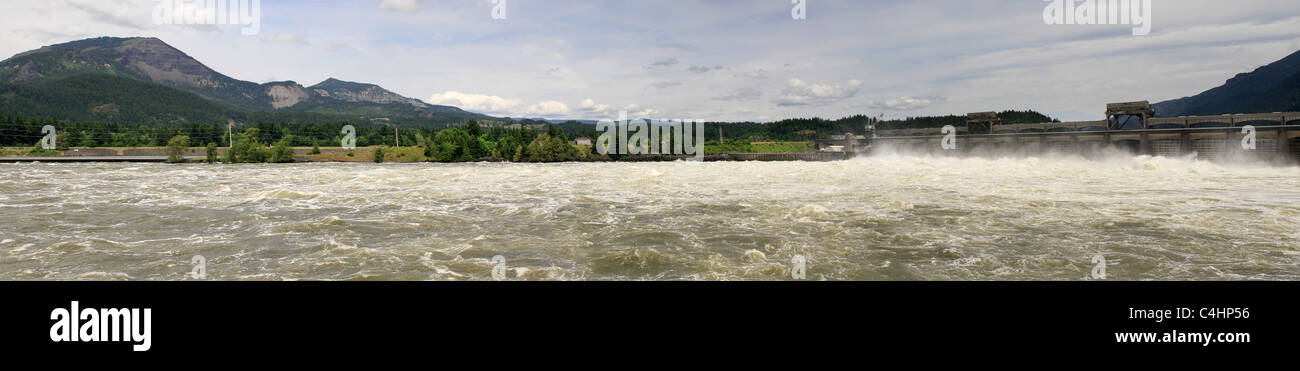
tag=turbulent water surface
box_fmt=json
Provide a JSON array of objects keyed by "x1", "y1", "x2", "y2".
[{"x1": 1, "y1": 154, "x2": 1297, "y2": 280}]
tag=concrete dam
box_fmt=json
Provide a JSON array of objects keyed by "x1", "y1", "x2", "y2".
[{"x1": 868, "y1": 102, "x2": 1300, "y2": 162}]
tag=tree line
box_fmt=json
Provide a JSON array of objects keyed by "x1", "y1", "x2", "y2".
[
  {"x1": 148, "y1": 120, "x2": 586, "y2": 164},
  {"x1": 3, "y1": 109, "x2": 1063, "y2": 162}
]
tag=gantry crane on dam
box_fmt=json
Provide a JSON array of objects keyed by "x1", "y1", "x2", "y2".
[{"x1": 871, "y1": 101, "x2": 1300, "y2": 162}]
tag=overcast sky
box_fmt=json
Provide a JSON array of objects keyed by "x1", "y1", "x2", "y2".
[{"x1": 3, "y1": 0, "x2": 1300, "y2": 121}]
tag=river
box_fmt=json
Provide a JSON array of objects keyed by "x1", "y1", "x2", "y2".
[{"x1": 1, "y1": 154, "x2": 1297, "y2": 280}]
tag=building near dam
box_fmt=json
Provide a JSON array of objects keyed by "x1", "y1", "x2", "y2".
[{"x1": 872, "y1": 101, "x2": 1300, "y2": 162}]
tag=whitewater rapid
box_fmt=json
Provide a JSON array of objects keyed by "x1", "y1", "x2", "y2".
[{"x1": 0, "y1": 154, "x2": 1297, "y2": 280}]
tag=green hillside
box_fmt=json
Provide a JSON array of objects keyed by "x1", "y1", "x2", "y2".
[{"x1": 0, "y1": 73, "x2": 233, "y2": 125}]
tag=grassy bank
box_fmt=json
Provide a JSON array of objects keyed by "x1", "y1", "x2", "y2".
[{"x1": 705, "y1": 141, "x2": 814, "y2": 155}]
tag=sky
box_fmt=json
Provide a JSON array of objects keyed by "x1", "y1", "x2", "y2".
[{"x1": 3, "y1": 0, "x2": 1300, "y2": 122}]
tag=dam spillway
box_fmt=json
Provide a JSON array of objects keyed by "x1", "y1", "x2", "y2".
[{"x1": 871, "y1": 108, "x2": 1300, "y2": 163}]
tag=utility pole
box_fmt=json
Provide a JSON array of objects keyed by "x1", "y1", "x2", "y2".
[
  {"x1": 719, "y1": 127, "x2": 723, "y2": 145},
  {"x1": 395, "y1": 127, "x2": 400, "y2": 147},
  {"x1": 228, "y1": 123, "x2": 233, "y2": 149}
]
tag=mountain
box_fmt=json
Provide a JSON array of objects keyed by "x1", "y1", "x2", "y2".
[
  {"x1": 0, "y1": 37, "x2": 268, "y2": 111},
  {"x1": 1153, "y1": 50, "x2": 1300, "y2": 116},
  {"x1": 0, "y1": 73, "x2": 235, "y2": 125},
  {"x1": 0, "y1": 37, "x2": 492, "y2": 125},
  {"x1": 308, "y1": 78, "x2": 426, "y2": 107}
]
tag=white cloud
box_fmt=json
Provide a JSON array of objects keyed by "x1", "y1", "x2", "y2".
[
  {"x1": 66, "y1": 0, "x2": 154, "y2": 30},
  {"x1": 735, "y1": 69, "x2": 768, "y2": 79},
  {"x1": 576, "y1": 100, "x2": 659, "y2": 118},
  {"x1": 525, "y1": 101, "x2": 571, "y2": 116},
  {"x1": 16, "y1": 23, "x2": 92, "y2": 40},
  {"x1": 323, "y1": 42, "x2": 355, "y2": 53},
  {"x1": 867, "y1": 96, "x2": 947, "y2": 111},
  {"x1": 379, "y1": 0, "x2": 419, "y2": 12},
  {"x1": 426, "y1": 91, "x2": 522, "y2": 113},
  {"x1": 580, "y1": 98, "x2": 612, "y2": 115},
  {"x1": 651, "y1": 81, "x2": 683, "y2": 89},
  {"x1": 774, "y1": 79, "x2": 863, "y2": 106},
  {"x1": 713, "y1": 87, "x2": 762, "y2": 101},
  {"x1": 622, "y1": 104, "x2": 658, "y2": 118},
  {"x1": 261, "y1": 33, "x2": 308, "y2": 45}
]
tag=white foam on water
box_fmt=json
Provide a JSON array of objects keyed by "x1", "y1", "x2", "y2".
[{"x1": 0, "y1": 158, "x2": 1296, "y2": 280}]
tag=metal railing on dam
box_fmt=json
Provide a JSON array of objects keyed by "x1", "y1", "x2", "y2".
[{"x1": 872, "y1": 112, "x2": 1300, "y2": 162}]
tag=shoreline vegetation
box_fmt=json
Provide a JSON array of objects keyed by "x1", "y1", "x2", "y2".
[
  {"x1": 1, "y1": 117, "x2": 832, "y2": 164},
  {"x1": 1, "y1": 130, "x2": 822, "y2": 165},
  {"x1": 0, "y1": 110, "x2": 1057, "y2": 163},
  {"x1": 0, "y1": 142, "x2": 823, "y2": 163}
]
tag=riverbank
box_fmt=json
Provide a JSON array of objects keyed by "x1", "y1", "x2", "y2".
[{"x1": 0, "y1": 146, "x2": 853, "y2": 163}]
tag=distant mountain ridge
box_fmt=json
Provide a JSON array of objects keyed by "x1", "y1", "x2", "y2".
[
  {"x1": 1154, "y1": 50, "x2": 1300, "y2": 116},
  {"x1": 0, "y1": 36, "x2": 491, "y2": 125}
]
